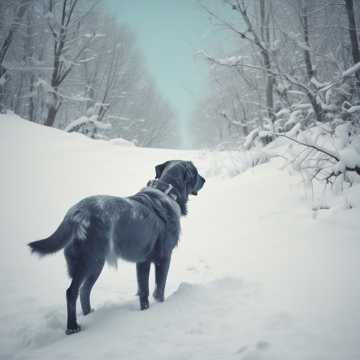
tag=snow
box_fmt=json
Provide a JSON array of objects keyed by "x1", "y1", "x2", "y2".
[
  {"x1": 286, "y1": 122, "x2": 301, "y2": 138},
  {"x1": 198, "y1": 50, "x2": 243, "y2": 66},
  {"x1": 339, "y1": 147, "x2": 360, "y2": 169},
  {"x1": 243, "y1": 128, "x2": 259, "y2": 150},
  {"x1": 83, "y1": 33, "x2": 106, "y2": 39},
  {"x1": 109, "y1": 137, "x2": 136, "y2": 147},
  {"x1": 342, "y1": 61, "x2": 360, "y2": 78},
  {"x1": 275, "y1": 108, "x2": 290, "y2": 118},
  {"x1": 1, "y1": 113, "x2": 360, "y2": 360},
  {"x1": 335, "y1": 122, "x2": 352, "y2": 149},
  {"x1": 0, "y1": 73, "x2": 7, "y2": 86},
  {"x1": 333, "y1": 123, "x2": 360, "y2": 171},
  {"x1": 215, "y1": 55, "x2": 243, "y2": 66},
  {"x1": 346, "y1": 105, "x2": 360, "y2": 113},
  {"x1": 310, "y1": 77, "x2": 330, "y2": 89},
  {"x1": 287, "y1": 32, "x2": 312, "y2": 52},
  {"x1": 284, "y1": 110, "x2": 302, "y2": 128},
  {"x1": 64, "y1": 115, "x2": 112, "y2": 132}
]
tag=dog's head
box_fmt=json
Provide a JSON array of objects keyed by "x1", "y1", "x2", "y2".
[{"x1": 154, "y1": 160, "x2": 205, "y2": 215}]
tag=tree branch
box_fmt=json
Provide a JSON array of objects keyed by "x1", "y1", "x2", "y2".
[{"x1": 274, "y1": 132, "x2": 360, "y2": 176}]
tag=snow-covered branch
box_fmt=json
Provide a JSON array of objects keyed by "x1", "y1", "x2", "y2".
[
  {"x1": 274, "y1": 132, "x2": 360, "y2": 178},
  {"x1": 64, "y1": 115, "x2": 111, "y2": 132},
  {"x1": 342, "y1": 61, "x2": 360, "y2": 78}
]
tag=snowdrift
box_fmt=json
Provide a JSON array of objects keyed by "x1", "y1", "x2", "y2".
[{"x1": 0, "y1": 113, "x2": 359, "y2": 360}]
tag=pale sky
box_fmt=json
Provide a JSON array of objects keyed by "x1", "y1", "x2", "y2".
[{"x1": 103, "y1": 0, "x2": 237, "y2": 146}]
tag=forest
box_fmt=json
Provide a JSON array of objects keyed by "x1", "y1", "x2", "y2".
[
  {"x1": 1, "y1": 1, "x2": 360, "y2": 157},
  {"x1": 194, "y1": 0, "x2": 360, "y2": 150},
  {"x1": 0, "y1": 0, "x2": 178, "y2": 147}
]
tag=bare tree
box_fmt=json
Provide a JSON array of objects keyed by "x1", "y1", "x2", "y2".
[
  {"x1": 0, "y1": 0, "x2": 30, "y2": 112},
  {"x1": 200, "y1": 0, "x2": 276, "y2": 126},
  {"x1": 196, "y1": 0, "x2": 360, "y2": 149},
  {"x1": 45, "y1": 0, "x2": 98, "y2": 127},
  {"x1": 0, "y1": 1, "x2": 180, "y2": 147}
]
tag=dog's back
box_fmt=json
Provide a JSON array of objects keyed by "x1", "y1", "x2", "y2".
[{"x1": 29, "y1": 191, "x2": 180, "y2": 267}]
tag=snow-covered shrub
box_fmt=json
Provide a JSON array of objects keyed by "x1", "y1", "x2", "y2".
[
  {"x1": 109, "y1": 137, "x2": 136, "y2": 147},
  {"x1": 282, "y1": 121, "x2": 360, "y2": 191},
  {"x1": 64, "y1": 114, "x2": 111, "y2": 139},
  {"x1": 200, "y1": 148, "x2": 269, "y2": 178}
]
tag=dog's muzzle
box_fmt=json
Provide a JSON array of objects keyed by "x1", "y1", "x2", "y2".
[{"x1": 192, "y1": 176, "x2": 205, "y2": 195}]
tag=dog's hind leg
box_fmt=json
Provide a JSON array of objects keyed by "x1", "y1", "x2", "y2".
[
  {"x1": 153, "y1": 256, "x2": 171, "y2": 302},
  {"x1": 80, "y1": 258, "x2": 105, "y2": 315},
  {"x1": 66, "y1": 271, "x2": 85, "y2": 335},
  {"x1": 136, "y1": 261, "x2": 151, "y2": 310},
  {"x1": 64, "y1": 241, "x2": 90, "y2": 334}
]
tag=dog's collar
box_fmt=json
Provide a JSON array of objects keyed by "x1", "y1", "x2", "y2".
[{"x1": 147, "y1": 179, "x2": 178, "y2": 201}]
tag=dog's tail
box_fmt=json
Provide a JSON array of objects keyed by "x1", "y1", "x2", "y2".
[{"x1": 28, "y1": 209, "x2": 90, "y2": 256}]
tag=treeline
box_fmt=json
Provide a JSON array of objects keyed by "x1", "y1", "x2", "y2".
[
  {"x1": 193, "y1": 0, "x2": 360, "y2": 150},
  {"x1": 0, "y1": 0, "x2": 178, "y2": 147}
]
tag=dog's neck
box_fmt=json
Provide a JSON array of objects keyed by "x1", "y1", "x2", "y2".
[
  {"x1": 147, "y1": 179, "x2": 179, "y2": 201},
  {"x1": 147, "y1": 178, "x2": 188, "y2": 216}
]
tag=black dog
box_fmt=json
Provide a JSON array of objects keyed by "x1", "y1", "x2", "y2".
[{"x1": 28, "y1": 160, "x2": 205, "y2": 335}]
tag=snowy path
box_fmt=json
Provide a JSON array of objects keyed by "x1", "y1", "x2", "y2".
[{"x1": 0, "y1": 114, "x2": 359, "y2": 360}]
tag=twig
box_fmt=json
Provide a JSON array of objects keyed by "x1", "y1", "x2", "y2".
[{"x1": 273, "y1": 132, "x2": 339, "y2": 161}]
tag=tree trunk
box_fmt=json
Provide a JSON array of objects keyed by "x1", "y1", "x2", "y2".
[
  {"x1": 45, "y1": 0, "x2": 71, "y2": 127},
  {"x1": 46, "y1": 45, "x2": 63, "y2": 127},
  {"x1": 345, "y1": 0, "x2": 360, "y2": 82},
  {"x1": 260, "y1": 0, "x2": 275, "y2": 124},
  {"x1": 45, "y1": 105, "x2": 58, "y2": 127},
  {"x1": 28, "y1": 74, "x2": 35, "y2": 121},
  {"x1": 0, "y1": 66, "x2": 7, "y2": 113},
  {"x1": 0, "y1": 0, "x2": 29, "y2": 67},
  {"x1": 263, "y1": 51, "x2": 274, "y2": 123},
  {"x1": 45, "y1": 91, "x2": 59, "y2": 127},
  {"x1": 301, "y1": 0, "x2": 314, "y2": 80}
]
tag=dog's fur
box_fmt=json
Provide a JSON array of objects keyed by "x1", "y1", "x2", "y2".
[{"x1": 28, "y1": 160, "x2": 205, "y2": 334}]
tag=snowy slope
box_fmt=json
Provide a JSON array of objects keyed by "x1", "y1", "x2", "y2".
[{"x1": 0, "y1": 113, "x2": 359, "y2": 360}]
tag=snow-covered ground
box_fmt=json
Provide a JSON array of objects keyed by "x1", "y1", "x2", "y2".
[{"x1": 1, "y1": 113, "x2": 359, "y2": 360}]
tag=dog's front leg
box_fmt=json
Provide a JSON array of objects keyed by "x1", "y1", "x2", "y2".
[
  {"x1": 153, "y1": 256, "x2": 171, "y2": 302},
  {"x1": 136, "y1": 261, "x2": 151, "y2": 310}
]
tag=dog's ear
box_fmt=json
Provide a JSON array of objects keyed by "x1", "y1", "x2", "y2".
[
  {"x1": 184, "y1": 161, "x2": 196, "y2": 183},
  {"x1": 155, "y1": 161, "x2": 171, "y2": 179}
]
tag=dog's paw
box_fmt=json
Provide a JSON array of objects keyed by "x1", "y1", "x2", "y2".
[
  {"x1": 83, "y1": 308, "x2": 94, "y2": 316},
  {"x1": 153, "y1": 289, "x2": 164, "y2": 302},
  {"x1": 65, "y1": 325, "x2": 81, "y2": 335},
  {"x1": 139, "y1": 297, "x2": 149, "y2": 310}
]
